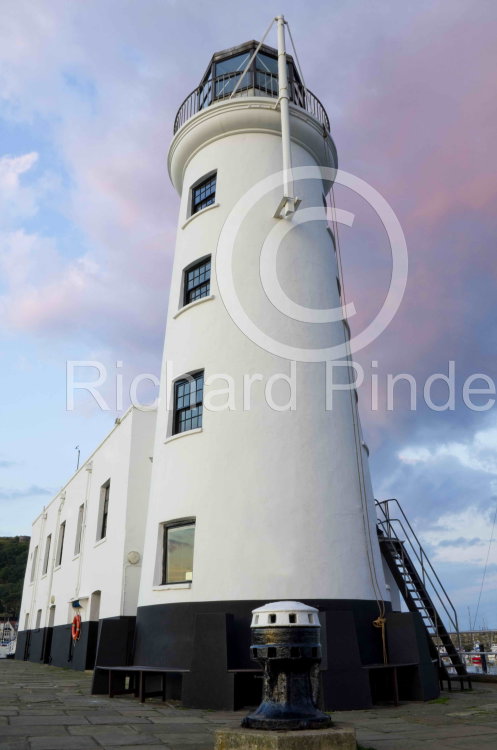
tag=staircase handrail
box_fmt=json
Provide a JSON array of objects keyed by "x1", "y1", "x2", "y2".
[{"x1": 376, "y1": 498, "x2": 461, "y2": 644}]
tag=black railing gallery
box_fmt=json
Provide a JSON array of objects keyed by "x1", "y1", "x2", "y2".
[{"x1": 173, "y1": 70, "x2": 330, "y2": 134}]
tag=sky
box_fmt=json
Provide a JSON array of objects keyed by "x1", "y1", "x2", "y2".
[{"x1": 1, "y1": 0, "x2": 496, "y2": 630}]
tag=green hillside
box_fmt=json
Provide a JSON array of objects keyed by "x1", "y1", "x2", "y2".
[{"x1": 0, "y1": 536, "x2": 30, "y2": 618}]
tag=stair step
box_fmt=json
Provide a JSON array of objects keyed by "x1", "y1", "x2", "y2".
[{"x1": 381, "y1": 512, "x2": 462, "y2": 664}]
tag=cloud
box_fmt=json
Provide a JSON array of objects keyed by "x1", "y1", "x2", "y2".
[
  {"x1": 0, "y1": 152, "x2": 38, "y2": 191},
  {"x1": 0, "y1": 460, "x2": 16, "y2": 468},
  {"x1": 0, "y1": 151, "x2": 41, "y2": 225},
  {"x1": 399, "y1": 426, "x2": 497, "y2": 478},
  {"x1": 0, "y1": 485, "x2": 51, "y2": 500},
  {"x1": 0, "y1": 3, "x2": 175, "y2": 356},
  {"x1": 438, "y1": 537, "x2": 482, "y2": 549},
  {"x1": 420, "y1": 506, "x2": 497, "y2": 566},
  {"x1": 386, "y1": 418, "x2": 497, "y2": 579},
  {"x1": 1, "y1": 0, "x2": 497, "y2": 621}
]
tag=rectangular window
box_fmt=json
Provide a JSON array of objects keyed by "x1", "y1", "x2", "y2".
[
  {"x1": 98, "y1": 481, "x2": 110, "y2": 541},
  {"x1": 174, "y1": 371, "x2": 204, "y2": 435},
  {"x1": 184, "y1": 257, "x2": 211, "y2": 305},
  {"x1": 24, "y1": 613, "x2": 29, "y2": 630},
  {"x1": 35, "y1": 609, "x2": 42, "y2": 629},
  {"x1": 42, "y1": 535, "x2": 51, "y2": 575},
  {"x1": 30, "y1": 546, "x2": 38, "y2": 582},
  {"x1": 56, "y1": 522, "x2": 65, "y2": 567},
  {"x1": 162, "y1": 522, "x2": 195, "y2": 584},
  {"x1": 191, "y1": 173, "x2": 216, "y2": 215},
  {"x1": 74, "y1": 504, "x2": 84, "y2": 555}
]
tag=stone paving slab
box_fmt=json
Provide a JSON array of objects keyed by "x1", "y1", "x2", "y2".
[
  {"x1": 2, "y1": 659, "x2": 497, "y2": 750},
  {"x1": 0, "y1": 741, "x2": 29, "y2": 750},
  {"x1": 29, "y1": 737, "x2": 98, "y2": 750},
  {"x1": 68, "y1": 725, "x2": 138, "y2": 736}
]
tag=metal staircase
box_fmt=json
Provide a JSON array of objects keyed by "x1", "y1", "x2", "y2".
[{"x1": 376, "y1": 498, "x2": 467, "y2": 678}]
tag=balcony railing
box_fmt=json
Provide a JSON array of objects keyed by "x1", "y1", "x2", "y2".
[{"x1": 173, "y1": 71, "x2": 330, "y2": 134}]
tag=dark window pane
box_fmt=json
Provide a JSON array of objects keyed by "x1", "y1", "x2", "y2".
[
  {"x1": 215, "y1": 53, "x2": 250, "y2": 76},
  {"x1": 192, "y1": 175, "x2": 216, "y2": 215},
  {"x1": 57, "y1": 522, "x2": 65, "y2": 566},
  {"x1": 256, "y1": 53, "x2": 278, "y2": 74},
  {"x1": 184, "y1": 258, "x2": 211, "y2": 305},
  {"x1": 255, "y1": 71, "x2": 278, "y2": 95},
  {"x1": 174, "y1": 372, "x2": 204, "y2": 435},
  {"x1": 214, "y1": 71, "x2": 253, "y2": 99},
  {"x1": 199, "y1": 73, "x2": 212, "y2": 110}
]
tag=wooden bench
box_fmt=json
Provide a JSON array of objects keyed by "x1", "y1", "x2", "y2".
[
  {"x1": 94, "y1": 665, "x2": 190, "y2": 703},
  {"x1": 439, "y1": 671, "x2": 472, "y2": 692},
  {"x1": 363, "y1": 662, "x2": 419, "y2": 706}
]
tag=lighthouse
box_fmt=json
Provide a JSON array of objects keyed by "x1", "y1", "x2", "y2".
[{"x1": 132, "y1": 22, "x2": 438, "y2": 710}]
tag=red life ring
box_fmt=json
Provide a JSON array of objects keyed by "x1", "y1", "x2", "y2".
[{"x1": 71, "y1": 614, "x2": 81, "y2": 642}]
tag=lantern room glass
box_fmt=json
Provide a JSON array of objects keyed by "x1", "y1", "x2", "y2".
[{"x1": 198, "y1": 42, "x2": 301, "y2": 110}]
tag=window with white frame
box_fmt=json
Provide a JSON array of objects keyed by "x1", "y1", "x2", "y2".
[
  {"x1": 183, "y1": 257, "x2": 211, "y2": 306},
  {"x1": 42, "y1": 534, "x2": 51, "y2": 575},
  {"x1": 56, "y1": 521, "x2": 65, "y2": 567},
  {"x1": 162, "y1": 520, "x2": 195, "y2": 585},
  {"x1": 191, "y1": 173, "x2": 216, "y2": 215},
  {"x1": 173, "y1": 371, "x2": 204, "y2": 435},
  {"x1": 97, "y1": 481, "x2": 110, "y2": 541},
  {"x1": 30, "y1": 545, "x2": 38, "y2": 582},
  {"x1": 74, "y1": 504, "x2": 84, "y2": 555}
]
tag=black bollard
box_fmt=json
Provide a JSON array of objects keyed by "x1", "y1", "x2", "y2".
[{"x1": 242, "y1": 601, "x2": 332, "y2": 731}]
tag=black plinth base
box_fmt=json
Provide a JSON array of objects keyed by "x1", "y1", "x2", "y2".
[
  {"x1": 131, "y1": 599, "x2": 438, "y2": 710},
  {"x1": 242, "y1": 705, "x2": 332, "y2": 731}
]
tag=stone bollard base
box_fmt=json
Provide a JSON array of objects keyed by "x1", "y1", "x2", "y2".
[{"x1": 215, "y1": 723, "x2": 356, "y2": 750}]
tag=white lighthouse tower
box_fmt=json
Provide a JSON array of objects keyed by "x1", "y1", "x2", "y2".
[{"x1": 134, "y1": 23, "x2": 435, "y2": 710}]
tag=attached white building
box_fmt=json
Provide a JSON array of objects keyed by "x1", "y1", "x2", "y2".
[{"x1": 17, "y1": 406, "x2": 156, "y2": 670}]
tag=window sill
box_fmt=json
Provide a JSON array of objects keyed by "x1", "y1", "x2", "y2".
[
  {"x1": 173, "y1": 294, "x2": 215, "y2": 319},
  {"x1": 165, "y1": 427, "x2": 202, "y2": 445},
  {"x1": 54, "y1": 565, "x2": 61, "y2": 572},
  {"x1": 72, "y1": 553, "x2": 81, "y2": 561},
  {"x1": 94, "y1": 537, "x2": 107, "y2": 548},
  {"x1": 153, "y1": 582, "x2": 192, "y2": 591},
  {"x1": 181, "y1": 202, "x2": 219, "y2": 229}
]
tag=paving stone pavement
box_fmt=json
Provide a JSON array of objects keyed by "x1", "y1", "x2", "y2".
[{"x1": 2, "y1": 660, "x2": 497, "y2": 750}]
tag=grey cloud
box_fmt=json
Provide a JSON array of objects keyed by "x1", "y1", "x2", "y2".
[
  {"x1": 0, "y1": 485, "x2": 52, "y2": 500},
  {"x1": 437, "y1": 537, "x2": 483, "y2": 549}
]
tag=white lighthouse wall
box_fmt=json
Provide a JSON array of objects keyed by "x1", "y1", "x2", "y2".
[{"x1": 138, "y1": 100, "x2": 388, "y2": 610}]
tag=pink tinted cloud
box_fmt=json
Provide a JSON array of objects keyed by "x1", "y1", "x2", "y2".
[{"x1": 330, "y1": 3, "x2": 497, "y2": 409}]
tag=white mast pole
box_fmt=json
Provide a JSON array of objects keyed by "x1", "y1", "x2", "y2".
[{"x1": 275, "y1": 15, "x2": 299, "y2": 218}]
